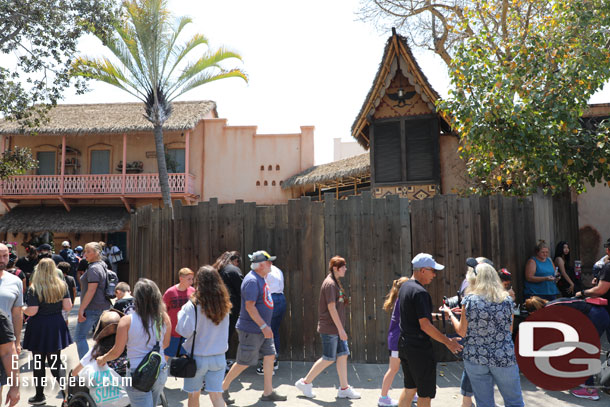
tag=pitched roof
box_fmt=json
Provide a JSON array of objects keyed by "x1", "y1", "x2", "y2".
[
  {"x1": 0, "y1": 206, "x2": 130, "y2": 233},
  {"x1": 282, "y1": 153, "x2": 370, "y2": 189},
  {"x1": 0, "y1": 101, "x2": 217, "y2": 135},
  {"x1": 351, "y1": 29, "x2": 442, "y2": 148}
]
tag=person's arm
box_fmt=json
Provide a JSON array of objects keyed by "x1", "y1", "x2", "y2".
[
  {"x1": 22, "y1": 305, "x2": 39, "y2": 317},
  {"x1": 577, "y1": 281, "x2": 610, "y2": 297},
  {"x1": 71, "y1": 362, "x2": 84, "y2": 377},
  {"x1": 418, "y1": 318, "x2": 463, "y2": 353},
  {"x1": 78, "y1": 282, "x2": 98, "y2": 322},
  {"x1": 97, "y1": 315, "x2": 130, "y2": 365},
  {"x1": 327, "y1": 302, "x2": 347, "y2": 341},
  {"x1": 71, "y1": 286, "x2": 77, "y2": 302},
  {"x1": 244, "y1": 300, "x2": 273, "y2": 338},
  {"x1": 444, "y1": 304, "x2": 468, "y2": 337},
  {"x1": 62, "y1": 297, "x2": 72, "y2": 312},
  {"x1": 525, "y1": 259, "x2": 554, "y2": 283},
  {"x1": 162, "y1": 312, "x2": 171, "y2": 349},
  {"x1": 0, "y1": 341, "x2": 19, "y2": 406},
  {"x1": 555, "y1": 257, "x2": 574, "y2": 293},
  {"x1": 10, "y1": 306, "x2": 22, "y2": 353}
]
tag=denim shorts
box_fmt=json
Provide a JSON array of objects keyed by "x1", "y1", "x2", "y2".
[
  {"x1": 321, "y1": 334, "x2": 349, "y2": 361},
  {"x1": 236, "y1": 330, "x2": 276, "y2": 366},
  {"x1": 183, "y1": 354, "x2": 226, "y2": 394}
]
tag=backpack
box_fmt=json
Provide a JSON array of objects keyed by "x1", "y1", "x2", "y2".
[
  {"x1": 102, "y1": 263, "x2": 119, "y2": 300},
  {"x1": 131, "y1": 321, "x2": 163, "y2": 392}
]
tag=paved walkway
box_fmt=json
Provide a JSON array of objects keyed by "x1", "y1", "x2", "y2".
[{"x1": 12, "y1": 299, "x2": 609, "y2": 406}]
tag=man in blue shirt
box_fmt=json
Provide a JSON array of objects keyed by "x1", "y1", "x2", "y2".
[{"x1": 222, "y1": 250, "x2": 287, "y2": 404}]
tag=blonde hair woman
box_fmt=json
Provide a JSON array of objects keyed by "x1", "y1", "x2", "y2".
[
  {"x1": 23, "y1": 258, "x2": 72, "y2": 405},
  {"x1": 443, "y1": 264, "x2": 523, "y2": 407},
  {"x1": 75, "y1": 241, "x2": 112, "y2": 358}
]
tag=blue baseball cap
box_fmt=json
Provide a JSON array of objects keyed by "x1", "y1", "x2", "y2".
[{"x1": 412, "y1": 253, "x2": 444, "y2": 270}]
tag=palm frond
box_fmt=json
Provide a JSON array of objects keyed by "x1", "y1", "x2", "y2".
[
  {"x1": 72, "y1": 57, "x2": 144, "y2": 101},
  {"x1": 177, "y1": 69, "x2": 248, "y2": 97},
  {"x1": 160, "y1": 16, "x2": 195, "y2": 80},
  {"x1": 162, "y1": 33, "x2": 209, "y2": 88}
]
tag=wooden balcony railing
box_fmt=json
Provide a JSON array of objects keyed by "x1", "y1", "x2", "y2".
[{"x1": 0, "y1": 173, "x2": 195, "y2": 197}]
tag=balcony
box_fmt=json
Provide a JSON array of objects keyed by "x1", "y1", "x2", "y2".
[{"x1": 0, "y1": 173, "x2": 196, "y2": 211}]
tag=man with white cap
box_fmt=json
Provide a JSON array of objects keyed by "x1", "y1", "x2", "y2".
[
  {"x1": 397, "y1": 253, "x2": 463, "y2": 407},
  {"x1": 222, "y1": 250, "x2": 287, "y2": 404}
]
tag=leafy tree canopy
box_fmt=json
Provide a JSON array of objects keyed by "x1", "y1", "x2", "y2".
[
  {"x1": 361, "y1": 0, "x2": 610, "y2": 195},
  {"x1": 0, "y1": 0, "x2": 118, "y2": 127}
]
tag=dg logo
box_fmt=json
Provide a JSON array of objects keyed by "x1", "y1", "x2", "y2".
[{"x1": 515, "y1": 305, "x2": 601, "y2": 391}]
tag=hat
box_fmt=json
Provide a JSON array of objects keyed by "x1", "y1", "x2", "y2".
[
  {"x1": 61, "y1": 241, "x2": 70, "y2": 247},
  {"x1": 248, "y1": 250, "x2": 276, "y2": 263},
  {"x1": 5, "y1": 244, "x2": 12, "y2": 249},
  {"x1": 93, "y1": 309, "x2": 124, "y2": 341},
  {"x1": 466, "y1": 257, "x2": 495, "y2": 269},
  {"x1": 604, "y1": 238, "x2": 610, "y2": 248},
  {"x1": 412, "y1": 253, "x2": 444, "y2": 270},
  {"x1": 37, "y1": 243, "x2": 51, "y2": 252},
  {"x1": 75, "y1": 246, "x2": 83, "y2": 252}
]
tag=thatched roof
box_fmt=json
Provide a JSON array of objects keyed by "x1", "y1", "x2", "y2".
[
  {"x1": 351, "y1": 29, "x2": 443, "y2": 148},
  {"x1": 0, "y1": 206, "x2": 129, "y2": 233},
  {"x1": 282, "y1": 153, "x2": 370, "y2": 189},
  {"x1": 0, "y1": 101, "x2": 217, "y2": 135}
]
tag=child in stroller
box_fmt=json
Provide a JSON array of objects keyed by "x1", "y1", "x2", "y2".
[{"x1": 63, "y1": 309, "x2": 129, "y2": 407}]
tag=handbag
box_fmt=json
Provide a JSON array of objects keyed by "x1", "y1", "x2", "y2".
[
  {"x1": 131, "y1": 321, "x2": 163, "y2": 392},
  {"x1": 170, "y1": 300, "x2": 198, "y2": 378},
  {"x1": 78, "y1": 359, "x2": 130, "y2": 407}
]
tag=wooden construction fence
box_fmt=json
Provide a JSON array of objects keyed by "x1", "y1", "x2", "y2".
[{"x1": 129, "y1": 192, "x2": 578, "y2": 363}]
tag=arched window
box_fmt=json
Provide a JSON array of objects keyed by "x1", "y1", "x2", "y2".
[
  {"x1": 272, "y1": 180, "x2": 276, "y2": 186},
  {"x1": 268, "y1": 165, "x2": 272, "y2": 171},
  {"x1": 256, "y1": 181, "x2": 261, "y2": 186},
  {"x1": 264, "y1": 180, "x2": 268, "y2": 186},
  {"x1": 260, "y1": 165, "x2": 265, "y2": 171},
  {"x1": 276, "y1": 165, "x2": 280, "y2": 171}
]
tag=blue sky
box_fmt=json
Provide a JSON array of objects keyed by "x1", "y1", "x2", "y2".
[{"x1": 64, "y1": 0, "x2": 610, "y2": 165}]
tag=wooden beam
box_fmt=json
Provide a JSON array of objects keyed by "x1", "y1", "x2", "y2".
[
  {"x1": 122, "y1": 133, "x2": 127, "y2": 195},
  {"x1": 58, "y1": 196, "x2": 71, "y2": 212},
  {"x1": 184, "y1": 130, "x2": 190, "y2": 194},
  {"x1": 0, "y1": 200, "x2": 10, "y2": 212},
  {"x1": 120, "y1": 196, "x2": 132, "y2": 212},
  {"x1": 60, "y1": 134, "x2": 66, "y2": 195}
]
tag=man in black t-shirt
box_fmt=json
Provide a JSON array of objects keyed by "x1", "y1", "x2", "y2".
[
  {"x1": 576, "y1": 240, "x2": 610, "y2": 337},
  {"x1": 0, "y1": 309, "x2": 19, "y2": 405},
  {"x1": 397, "y1": 253, "x2": 462, "y2": 407}
]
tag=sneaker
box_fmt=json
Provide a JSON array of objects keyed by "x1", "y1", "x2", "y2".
[
  {"x1": 28, "y1": 394, "x2": 46, "y2": 405},
  {"x1": 256, "y1": 365, "x2": 275, "y2": 375},
  {"x1": 222, "y1": 390, "x2": 235, "y2": 405},
  {"x1": 571, "y1": 387, "x2": 600, "y2": 400},
  {"x1": 295, "y1": 378, "x2": 316, "y2": 398},
  {"x1": 274, "y1": 358, "x2": 279, "y2": 370},
  {"x1": 337, "y1": 386, "x2": 361, "y2": 399},
  {"x1": 378, "y1": 395, "x2": 399, "y2": 406},
  {"x1": 260, "y1": 390, "x2": 287, "y2": 401}
]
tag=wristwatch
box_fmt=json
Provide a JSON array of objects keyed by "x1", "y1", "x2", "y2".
[
  {"x1": 259, "y1": 323, "x2": 268, "y2": 330},
  {"x1": 580, "y1": 289, "x2": 587, "y2": 298}
]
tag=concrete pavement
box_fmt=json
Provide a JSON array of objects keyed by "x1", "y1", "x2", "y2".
[{"x1": 11, "y1": 298, "x2": 609, "y2": 406}]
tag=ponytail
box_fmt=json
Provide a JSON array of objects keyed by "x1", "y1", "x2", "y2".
[{"x1": 328, "y1": 256, "x2": 348, "y2": 305}]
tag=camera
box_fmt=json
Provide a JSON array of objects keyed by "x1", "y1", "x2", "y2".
[{"x1": 443, "y1": 291, "x2": 462, "y2": 309}]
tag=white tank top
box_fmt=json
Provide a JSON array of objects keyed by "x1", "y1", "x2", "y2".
[{"x1": 127, "y1": 312, "x2": 166, "y2": 367}]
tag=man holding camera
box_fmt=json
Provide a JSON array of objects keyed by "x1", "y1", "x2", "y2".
[{"x1": 397, "y1": 253, "x2": 463, "y2": 407}]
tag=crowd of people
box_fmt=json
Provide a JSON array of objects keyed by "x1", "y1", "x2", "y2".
[{"x1": 0, "y1": 236, "x2": 608, "y2": 406}]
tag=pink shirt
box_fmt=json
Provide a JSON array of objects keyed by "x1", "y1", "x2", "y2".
[{"x1": 163, "y1": 285, "x2": 195, "y2": 337}]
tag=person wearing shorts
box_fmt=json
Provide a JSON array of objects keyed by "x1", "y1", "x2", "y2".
[
  {"x1": 222, "y1": 251, "x2": 287, "y2": 404},
  {"x1": 397, "y1": 253, "x2": 462, "y2": 407},
  {"x1": 295, "y1": 256, "x2": 361, "y2": 400},
  {"x1": 176, "y1": 265, "x2": 232, "y2": 407}
]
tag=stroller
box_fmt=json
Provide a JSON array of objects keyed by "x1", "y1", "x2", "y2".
[{"x1": 62, "y1": 310, "x2": 168, "y2": 407}]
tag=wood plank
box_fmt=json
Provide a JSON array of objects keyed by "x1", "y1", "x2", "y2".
[
  {"x1": 445, "y1": 195, "x2": 460, "y2": 300},
  {"x1": 197, "y1": 202, "x2": 210, "y2": 267},
  {"x1": 287, "y1": 199, "x2": 304, "y2": 360},
  {"x1": 323, "y1": 193, "x2": 336, "y2": 260},
  {"x1": 299, "y1": 197, "x2": 316, "y2": 361},
  {"x1": 347, "y1": 194, "x2": 365, "y2": 362},
  {"x1": 209, "y1": 198, "x2": 219, "y2": 259},
  {"x1": 399, "y1": 196, "x2": 412, "y2": 278},
  {"x1": 310, "y1": 201, "x2": 326, "y2": 359}
]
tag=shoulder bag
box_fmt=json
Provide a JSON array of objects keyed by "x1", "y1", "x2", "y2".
[
  {"x1": 131, "y1": 320, "x2": 163, "y2": 392},
  {"x1": 170, "y1": 301, "x2": 198, "y2": 378}
]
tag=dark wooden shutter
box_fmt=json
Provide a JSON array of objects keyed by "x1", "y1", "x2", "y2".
[
  {"x1": 406, "y1": 118, "x2": 438, "y2": 182},
  {"x1": 373, "y1": 121, "x2": 402, "y2": 183}
]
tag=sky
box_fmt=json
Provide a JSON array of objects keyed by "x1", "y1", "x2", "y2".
[{"x1": 63, "y1": 0, "x2": 610, "y2": 165}]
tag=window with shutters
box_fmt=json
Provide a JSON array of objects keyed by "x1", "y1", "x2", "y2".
[{"x1": 371, "y1": 116, "x2": 439, "y2": 184}]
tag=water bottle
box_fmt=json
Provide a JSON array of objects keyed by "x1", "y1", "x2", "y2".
[{"x1": 575, "y1": 260, "x2": 581, "y2": 279}]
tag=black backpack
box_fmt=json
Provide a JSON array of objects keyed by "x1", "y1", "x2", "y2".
[{"x1": 102, "y1": 263, "x2": 119, "y2": 300}]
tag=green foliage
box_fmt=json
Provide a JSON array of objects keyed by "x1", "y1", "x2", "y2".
[
  {"x1": 0, "y1": 0, "x2": 118, "y2": 127},
  {"x1": 0, "y1": 147, "x2": 37, "y2": 179},
  {"x1": 439, "y1": 0, "x2": 610, "y2": 195}
]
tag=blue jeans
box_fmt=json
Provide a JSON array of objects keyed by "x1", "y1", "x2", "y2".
[
  {"x1": 464, "y1": 361, "x2": 524, "y2": 407},
  {"x1": 321, "y1": 334, "x2": 349, "y2": 361},
  {"x1": 74, "y1": 309, "x2": 104, "y2": 359},
  {"x1": 460, "y1": 369, "x2": 473, "y2": 397},
  {"x1": 270, "y1": 293, "x2": 286, "y2": 356},
  {"x1": 126, "y1": 365, "x2": 168, "y2": 407}
]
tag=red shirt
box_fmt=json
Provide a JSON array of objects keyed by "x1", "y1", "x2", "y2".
[{"x1": 163, "y1": 285, "x2": 195, "y2": 337}]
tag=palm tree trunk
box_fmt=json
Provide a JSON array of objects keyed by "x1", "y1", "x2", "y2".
[{"x1": 153, "y1": 124, "x2": 172, "y2": 208}]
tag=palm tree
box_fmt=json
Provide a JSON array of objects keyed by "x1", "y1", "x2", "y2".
[{"x1": 72, "y1": 0, "x2": 247, "y2": 208}]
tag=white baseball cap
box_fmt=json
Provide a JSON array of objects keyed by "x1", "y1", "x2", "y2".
[
  {"x1": 412, "y1": 253, "x2": 444, "y2": 270},
  {"x1": 62, "y1": 241, "x2": 70, "y2": 247}
]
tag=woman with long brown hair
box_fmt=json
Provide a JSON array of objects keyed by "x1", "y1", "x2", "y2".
[
  {"x1": 177, "y1": 265, "x2": 232, "y2": 407},
  {"x1": 295, "y1": 256, "x2": 360, "y2": 400}
]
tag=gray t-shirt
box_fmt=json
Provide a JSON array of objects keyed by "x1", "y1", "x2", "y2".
[
  {"x1": 79, "y1": 261, "x2": 111, "y2": 311},
  {"x1": 0, "y1": 271, "x2": 23, "y2": 325}
]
